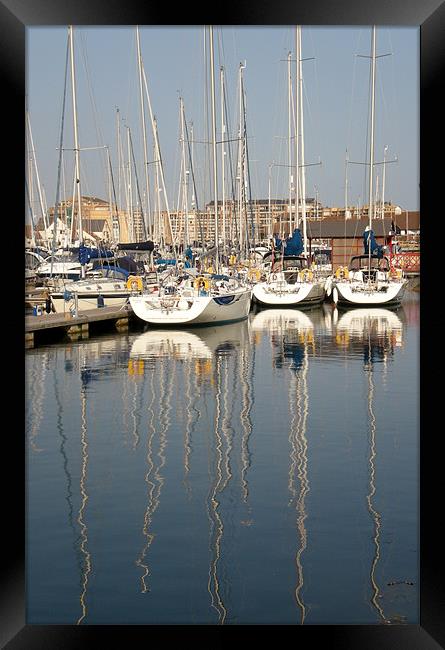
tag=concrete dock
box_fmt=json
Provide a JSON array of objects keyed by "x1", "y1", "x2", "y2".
[{"x1": 25, "y1": 304, "x2": 135, "y2": 348}]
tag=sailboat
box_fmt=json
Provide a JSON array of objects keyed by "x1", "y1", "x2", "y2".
[
  {"x1": 329, "y1": 27, "x2": 407, "y2": 307},
  {"x1": 129, "y1": 25, "x2": 251, "y2": 326},
  {"x1": 252, "y1": 27, "x2": 325, "y2": 308}
]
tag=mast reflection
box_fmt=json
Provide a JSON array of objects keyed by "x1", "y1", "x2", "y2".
[
  {"x1": 251, "y1": 308, "x2": 313, "y2": 623},
  {"x1": 77, "y1": 353, "x2": 91, "y2": 625},
  {"x1": 336, "y1": 307, "x2": 405, "y2": 624}
]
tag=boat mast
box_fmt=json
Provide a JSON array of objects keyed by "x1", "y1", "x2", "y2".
[
  {"x1": 220, "y1": 66, "x2": 226, "y2": 256},
  {"x1": 381, "y1": 145, "x2": 388, "y2": 219},
  {"x1": 297, "y1": 26, "x2": 308, "y2": 256},
  {"x1": 368, "y1": 26, "x2": 377, "y2": 231},
  {"x1": 136, "y1": 26, "x2": 152, "y2": 239},
  {"x1": 180, "y1": 96, "x2": 190, "y2": 246},
  {"x1": 27, "y1": 111, "x2": 50, "y2": 247},
  {"x1": 69, "y1": 25, "x2": 84, "y2": 272},
  {"x1": 126, "y1": 126, "x2": 134, "y2": 242},
  {"x1": 209, "y1": 25, "x2": 220, "y2": 273},
  {"x1": 366, "y1": 26, "x2": 377, "y2": 273},
  {"x1": 237, "y1": 63, "x2": 244, "y2": 258},
  {"x1": 294, "y1": 30, "x2": 300, "y2": 232},
  {"x1": 287, "y1": 50, "x2": 293, "y2": 237}
]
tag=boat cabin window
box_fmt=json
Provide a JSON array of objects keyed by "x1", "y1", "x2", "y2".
[
  {"x1": 282, "y1": 257, "x2": 308, "y2": 271},
  {"x1": 284, "y1": 271, "x2": 299, "y2": 284},
  {"x1": 349, "y1": 256, "x2": 390, "y2": 272}
]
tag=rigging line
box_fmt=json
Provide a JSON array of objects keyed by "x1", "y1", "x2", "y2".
[
  {"x1": 346, "y1": 29, "x2": 362, "y2": 156},
  {"x1": 242, "y1": 81, "x2": 255, "y2": 247},
  {"x1": 184, "y1": 116, "x2": 205, "y2": 247},
  {"x1": 79, "y1": 31, "x2": 108, "y2": 194},
  {"x1": 222, "y1": 70, "x2": 238, "y2": 242},
  {"x1": 106, "y1": 148, "x2": 120, "y2": 227},
  {"x1": 128, "y1": 128, "x2": 148, "y2": 241},
  {"x1": 309, "y1": 29, "x2": 323, "y2": 184}
]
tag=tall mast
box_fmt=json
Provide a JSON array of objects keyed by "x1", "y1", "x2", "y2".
[
  {"x1": 368, "y1": 26, "x2": 377, "y2": 229},
  {"x1": 209, "y1": 25, "x2": 219, "y2": 272},
  {"x1": 220, "y1": 66, "x2": 226, "y2": 255},
  {"x1": 287, "y1": 51, "x2": 292, "y2": 236},
  {"x1": 136, "y1": 26, "x2": 152, "y2": 239},
  {"x1": 297, "y1": 26, "x2": 308, "y2": 256},
  {"x1": 69, "y1": 25, "x2": 84, "y2": 262},
  {"x1": 294, "y1": 29, "x2": 300, "y2": 231},
  {"x1": 180, "y1": 96, "x2": 190, "y2": 246}
]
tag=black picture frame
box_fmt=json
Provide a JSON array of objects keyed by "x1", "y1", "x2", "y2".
[{"x1": 7, "y1": 0, "x2": 443, "y2": 646}]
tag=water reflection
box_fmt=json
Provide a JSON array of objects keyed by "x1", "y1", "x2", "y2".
[
  {"x1": 77, "y1": 355, "x2": 91, "y2": 625},
  {"x1": 252, "y1": 308, "x2": 312, "y2": 623},
  {"x1": 336, "y1": 307, "x2": 405, "y2": 624},
  {"x1": 335, "y1": 308, "x2": 403, "y2": 362},
  {"x1": 26, "y1": 296, "x2": 417, "y2": 625},
  {"x1": 130, "y1": 322, "x2": 251, "y2": 621}
]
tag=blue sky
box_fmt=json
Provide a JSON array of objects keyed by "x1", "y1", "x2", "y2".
[{"x1": 26, "y1": 25, "x2": 419, "y2": 218}]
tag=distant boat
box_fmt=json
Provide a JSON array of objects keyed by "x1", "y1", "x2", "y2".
[{"x1": 49, "y1": 276, "x2": 131, "y2": 313}]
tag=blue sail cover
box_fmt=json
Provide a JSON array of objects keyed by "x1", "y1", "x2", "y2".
[
  {"x1": 78, "y1": 245, "x2": 113, "y2": 264},
  {"x1": 155, "y1": 258, "x2": 177, "y2": 265},
  {"x1": 363, "y1": 229, "x2": 384, "y2": 258},
  {"x1": 284, "y1": 229, "x2": 304, "y2": 256}
]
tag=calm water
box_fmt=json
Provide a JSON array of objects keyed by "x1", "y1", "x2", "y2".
[{"x1": 26, "y1": 291, "x2": 419, "y2": 625}]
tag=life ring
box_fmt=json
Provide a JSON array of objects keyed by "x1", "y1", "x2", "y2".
[
  {"x1": 391, "y1": 267, "x2": 403, "y2": 279},
  {"x1": 126, "y1": 275, "x2": 143, "y2": 291},
  {"x1": 270, "y1": 273, "x2": 278, "y2": 282},
  {"x1": 335, "y1": 266, "x2": 349, "y2": 280},
  {"x1": 248, "y1": 268, "x2": 261, "y2": 281},
  {"x1": 194, "y1": 276, "x2": 210, "y2": 291},
  {"x1": 299, "y1": 269, "x2": 314, "y2": 282}
]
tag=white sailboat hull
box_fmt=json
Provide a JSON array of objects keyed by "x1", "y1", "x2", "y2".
[
  {"x1": 129, "y1": 287, "x2": 252, "y2": 326},
  {"x1": 50, "y1": 278, "x2": 130, "y2": 313},
  {"x1": 252, "y1": 280, "x2": 325, "y2": 307},
  {"x1": 334, "y1": 279, "x2": 407, "y2": 306}
]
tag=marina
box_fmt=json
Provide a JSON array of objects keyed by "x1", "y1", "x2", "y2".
[{"x1": 24, "y1": 24, "x2": 421, "y2": 629}]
